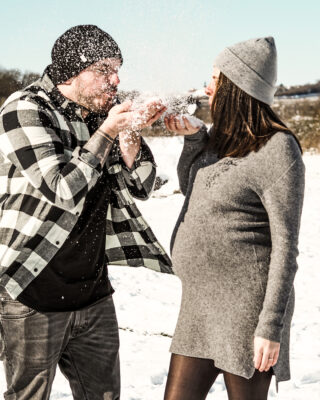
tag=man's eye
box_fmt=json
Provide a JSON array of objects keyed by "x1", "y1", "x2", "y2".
[{"x1": 97, "y1": 69, "x2": 109, "y2": 74}]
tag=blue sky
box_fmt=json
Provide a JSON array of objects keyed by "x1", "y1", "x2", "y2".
[{"x1": 0, "y1": 0, "x2": 319, "y2": 93}]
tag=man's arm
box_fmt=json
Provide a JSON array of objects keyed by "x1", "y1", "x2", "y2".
[
  {"x1": 0, "y1": 97, "x2": 113, "y2": 212},
  {"x1": 120, "y1": 137, "x2": 156, "y2": 200}
]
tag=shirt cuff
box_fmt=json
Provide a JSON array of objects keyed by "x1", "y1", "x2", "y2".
[{"x1": 78, "y1": 147, "x2": 102, "y2": 172}]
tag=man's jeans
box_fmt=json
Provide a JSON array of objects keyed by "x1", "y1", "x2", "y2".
[{"x1": 0, "y1": 289, "x2": 120, "y2": 400}]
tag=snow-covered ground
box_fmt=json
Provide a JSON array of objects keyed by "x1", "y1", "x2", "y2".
[{"x1": 1, "y1": 137, "x2": 319, "y2": 399}]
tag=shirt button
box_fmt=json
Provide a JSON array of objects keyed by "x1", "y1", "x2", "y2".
[
  {"x1": 34, "y1": 268, "x2": 38, "y2": 273},
  {"x1": 56, "y1": 241, "x2": 60, "y2": 245}
]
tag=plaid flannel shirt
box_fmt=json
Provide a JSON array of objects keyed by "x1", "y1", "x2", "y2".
[{"x1": 0, "y1": 71, "x2": 172, "y2": 299}]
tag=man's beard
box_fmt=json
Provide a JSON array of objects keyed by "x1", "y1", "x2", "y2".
[{"x1": 76, "y1": 85, "x2": 118, "y2": 114}]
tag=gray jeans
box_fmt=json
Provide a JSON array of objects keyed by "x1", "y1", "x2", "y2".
[{"x1": 0, "y1": 289, "x2": 120, "y2": 400}]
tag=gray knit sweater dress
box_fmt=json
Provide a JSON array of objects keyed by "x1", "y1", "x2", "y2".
[{"x1": 170, "y1": 127, "x2": 305, "y2": 385}]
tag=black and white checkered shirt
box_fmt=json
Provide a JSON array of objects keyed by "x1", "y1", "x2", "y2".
[{"x1": 0, "y1": 70, "x2": 172, "y2": 299}]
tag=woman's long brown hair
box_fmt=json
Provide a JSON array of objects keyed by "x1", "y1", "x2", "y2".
[{"x1": 206, "y1": 72, "x2": 302, "y2": 158}]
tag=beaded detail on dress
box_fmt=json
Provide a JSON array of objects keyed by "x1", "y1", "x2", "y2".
[{"x1": 204, "y1": 157, "x2": 242, "y2": 189}]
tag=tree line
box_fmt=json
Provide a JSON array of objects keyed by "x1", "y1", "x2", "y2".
[
  {"x1": 0, "y1": 68, "x2": 40, "y2": 106},
  {"x1": 275, "y1": 81, "x2": 320, "y2": 97},
  {"x1": 1, "y1": 66, "x2": 320, "y2": 108}
]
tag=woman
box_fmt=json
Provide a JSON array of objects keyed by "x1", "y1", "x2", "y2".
[{"x1": 163, "y1": 37, "x2": 305, "y2": 400}]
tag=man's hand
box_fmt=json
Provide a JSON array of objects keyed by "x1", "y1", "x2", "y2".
[
  {"x1": 99, "y1": 99, "x2": 166, "y2": 169},
  {"x1": 100, "y1": 100, "x2": 166, "y2": 138},
  {"x1": 164, "y1": 114, "x2": 200, "y2": 136},
  {"x1": 253, "y1": 336, "x2": 280, "y2": 372},
  {"x1": 131, "y1": 100, "x2": 167, "y2": 130},
  {"x1": 99, "y1": 101, "x2": 134, "y2": 138}
]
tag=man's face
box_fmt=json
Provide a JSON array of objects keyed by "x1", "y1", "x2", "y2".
[{"x1": 73, "y1": 58, "x2": 121, "y2": 113}]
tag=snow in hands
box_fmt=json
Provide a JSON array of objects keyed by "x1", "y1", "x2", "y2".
[
  {"x1": 118, "y1": 92, "x2": 203, "y2": 148},
  {"x1": 119, "y1": 98, "x2": 166, "y2": 149},
  {"x1": 129, "y1": 93, "x2": 203, "y2": 130}
]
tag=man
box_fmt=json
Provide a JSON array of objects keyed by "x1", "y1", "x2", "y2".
[{"x1": 0, "y1": 25, "x2": 172, "y2": 399}]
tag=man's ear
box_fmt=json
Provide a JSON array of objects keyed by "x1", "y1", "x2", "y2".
[{"x1": 64, "y1": 76, "x2": 75, "y2": 85}]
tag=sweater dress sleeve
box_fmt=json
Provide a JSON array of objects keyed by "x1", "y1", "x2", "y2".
[
  {"x1": 254, "y1": 138, "x2": 305, "y2": 343},
  {"x1": 177, "y1": 125, "x2": 209, "y2": 195}
]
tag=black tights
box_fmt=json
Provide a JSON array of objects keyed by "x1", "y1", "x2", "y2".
[{"x1": 164, "y1": 354, "x2": 273, "y2": 400}]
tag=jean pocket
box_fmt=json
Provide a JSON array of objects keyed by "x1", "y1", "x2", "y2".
[{"x1": 0, "y1": 298, "x2": 36, "y2": 319}]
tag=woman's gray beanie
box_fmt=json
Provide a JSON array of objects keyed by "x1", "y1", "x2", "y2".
[{"x1": 214, "y1": 37, "x2": 277, "y2": 105}]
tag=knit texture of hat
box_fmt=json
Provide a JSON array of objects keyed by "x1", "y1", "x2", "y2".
[
  {"x1": 214, "y1": 37, "x2": 277, "y2": 105},
  {"x1": 49, "y1": 25, "x2": 123, "y2": 85}
]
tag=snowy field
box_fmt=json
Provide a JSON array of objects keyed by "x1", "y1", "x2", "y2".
[{"x1": 1, "y1": 136, "x2": 320, "y2": 399}]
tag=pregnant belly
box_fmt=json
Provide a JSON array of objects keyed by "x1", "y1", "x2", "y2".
[{"x1": 172, "y1": 222, "x2": 269, "y2": 301}]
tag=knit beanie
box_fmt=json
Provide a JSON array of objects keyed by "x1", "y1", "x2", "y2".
[
  {"x1": 49, "y1": 25, "x2": 123, "y2": 85},
  {"x1": 214, "y1": 37, "x2": 277, "y2": 105}
]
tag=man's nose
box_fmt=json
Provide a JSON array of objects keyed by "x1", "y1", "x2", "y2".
[{"x1": 109, "y1": 73, "x2": 120, "y2": 86}]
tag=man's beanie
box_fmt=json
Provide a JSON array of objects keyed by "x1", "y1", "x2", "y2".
[
  {"x1": 49, "y1": 24, "x2": 123, "y2": 85},
  {"x1": 214, "y1": 37, "x2": 277, "y2": 105}
]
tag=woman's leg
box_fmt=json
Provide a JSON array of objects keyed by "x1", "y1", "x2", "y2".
[
  {"x1": 164, "y1": 354, "x2": 221, "y2": 400},
  {"x1": 223, "y1": 368, "x2": 273, "y2": 400}
]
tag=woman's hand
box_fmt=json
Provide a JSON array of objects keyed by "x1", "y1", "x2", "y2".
[
  {"x1": 164, "y1": 114, "x2": 200, "y2": 136},
  {"x1": 253, "y1": 336, "x2": 280, "y2": 372}
]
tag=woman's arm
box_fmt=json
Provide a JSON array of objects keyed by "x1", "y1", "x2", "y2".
[
  {"x1": 254, "y1": 155, "x2": 305, "y2": 342},
  {"x1": 177, "y1": 126, "x2": 210, "y2": 195},
  {"x1": 164, "y1": 115, "x2": 210, "y2": 195}
]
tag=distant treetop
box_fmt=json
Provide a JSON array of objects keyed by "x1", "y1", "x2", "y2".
[
  {"x1": 275, "y1": 81, "x2": 320, "y2": 97},
  {"x1": 0, "y1": 68, "x2": 40, "y2": 106}
]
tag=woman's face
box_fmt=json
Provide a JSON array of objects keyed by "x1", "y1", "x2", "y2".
[{"x1": 205, "y1": 67, "x2": 220, "y2": 107}]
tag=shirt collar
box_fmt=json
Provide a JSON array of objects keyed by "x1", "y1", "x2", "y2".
[{"x1": 41, "y1": 66, "x2": 108, "y2": 123}]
